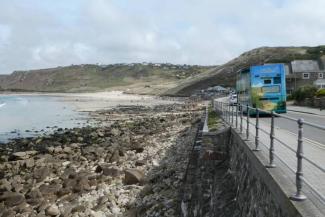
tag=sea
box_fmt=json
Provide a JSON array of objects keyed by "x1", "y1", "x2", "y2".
[{"x1": 0, "y1": 95, "x2": 90, "y2": 143}]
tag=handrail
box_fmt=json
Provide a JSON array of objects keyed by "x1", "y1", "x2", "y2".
[{"x1": 213, "y1": 99, "x2": 325, "y2": 203}]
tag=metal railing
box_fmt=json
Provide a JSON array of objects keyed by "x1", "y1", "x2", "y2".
[{"x1": 213, "y1": 100, "x2": 325, "y2": 203}]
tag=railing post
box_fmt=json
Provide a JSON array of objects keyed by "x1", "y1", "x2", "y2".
[
  {"x1": 231, "y1": 105, "x2": 234, "y2": 126},
  {"x1": 240, "y1": 104, "x2": 243, "y2": 134},
  {"x1": 225, "y1": 104, "x2": 228, "y2": 122},
  {"x1": 235, "y1": 104, "x2": 238, "y2": 129},
  {"x1": 228, "y1": 104, "x2": 231, "y2": 123},
  {"x1": 220, "y1": 102, "x2": 225, "y2": 119},
  {"x1": 203, "y1": 106, "x2": 209, "y2": 133},
  {"x1": 246, "y1": 105, "x2": 249, "y2": 140},
  {"x1": 267, "y1": 111, "x2": 276, "y2": 168},
  {"x1": 254, "y1": 108, "x2": 260, "y2": 151},
  {"x1": 291, "y1": 118, "x2": 307, "y2": 201}
]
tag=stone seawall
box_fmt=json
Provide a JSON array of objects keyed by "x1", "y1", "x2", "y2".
[{"x1": 180, "y1": 127, "x2": 302, "y2": 217}]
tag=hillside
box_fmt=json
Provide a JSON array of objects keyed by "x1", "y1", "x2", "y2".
[
  {"x1": 0, "y1": 63, "x2": 213, "y2": 94},
  {"x1": 165, "y1": 46, "x2": 325, "y2": 96}
]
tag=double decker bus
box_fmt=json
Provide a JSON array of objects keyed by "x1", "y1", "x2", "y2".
[{"x1": 236, "y1": 64, "x2": 287, "y2": 114}]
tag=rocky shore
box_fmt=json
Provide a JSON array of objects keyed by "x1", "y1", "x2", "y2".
[{"x1": 0, "y1": 102, "x2": 203, "y2": 217}]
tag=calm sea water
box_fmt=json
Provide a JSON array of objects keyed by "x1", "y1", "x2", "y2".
[{"x1": 0, "y1": 95, "x2": 89, "y2": 143}]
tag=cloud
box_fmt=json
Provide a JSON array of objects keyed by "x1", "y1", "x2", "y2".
[{"x1": 0, "y1": 0, "x2": 325, "y2": 73}]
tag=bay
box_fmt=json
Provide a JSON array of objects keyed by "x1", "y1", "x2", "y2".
[{"x1": 0, "y1": 95, "x2": 89, "y2": 143}]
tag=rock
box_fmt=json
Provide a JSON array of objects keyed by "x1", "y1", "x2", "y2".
[
  {"x1": 124, "y1": 169, "x2": 145, "y2": 185},
  {"x1": 47, "y1": 146, "x2": 55, "y2": 153},
  {"x1": 62, "y1": 161, "x2": 71, "y2": 167},
  {"x1": 0, "y1": 179, "x2": 12, "y2": 192},
  {"x1": 70, "y1": 143, "x2": 81, "y2": 149},
  {"x1": 0, "y1": 192, "x2": 25, "y2": 206},
  {"x1": 135, "y1": 160, "x2": 146, "y2": 166},
  {"x1": 34, "y1": 167, "x2": 50, "y2": 182},
  {"x1": 23, "y1": 158, "x2": 35, "y2": 168},
  {"x1": 109, "y1": 150, "x2": 120, "y2": 163},
  {"x1": 53, "y1": 146, "x2": 62, "y2": 154},
  {"x1": 11, "y1": 180, "x2": 23, "y2": 193},
  {"x1": 46, "y1": 204, "x2": 60, "y2": 216},
  {"x1": 111, "y1": 128, "x2": 120, "y2": 136},
  {"x1": 25, "y1": 189, "x2": 43, "y2": 206},
  {"x1": 71, "y1": 205, "x2": 86, "y2": 213},
  {"x1": 25, "y1": 150, "x2": 38, "y2": 156},
  {"x1": 152, "y1": 159, "x2": 159, "y2": 167},
  {"x1": 63, "y1": 147, "x2": 72, "y2": 154},
  {"x1": 39, "y1": 183, "x2": 61, "y2": 200},
  {"x1": 11, "y1": 152, "x2": 28, "y2": 160},
  {"x1": 0, "y1": 209, "x2": 16, "y2": 217},
  {"x1": 102, "y1": 165, "x2": 120, "y2": 177}
]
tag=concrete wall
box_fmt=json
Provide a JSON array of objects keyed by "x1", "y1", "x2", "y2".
[
  {"x1": 229, "y1": 130, "x2": 300, "y2": 217},
  {"x1": 180, "y1": 127, "x2": 303, "y2": 217}
]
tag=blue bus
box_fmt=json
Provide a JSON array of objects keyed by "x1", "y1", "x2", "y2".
[{"x1": 236, "y1": 64, "x2": 287, "y2": 114}]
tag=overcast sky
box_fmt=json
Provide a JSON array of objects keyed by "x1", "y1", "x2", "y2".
[{"x1": 1, "y1": 0, "x2": 325, "y2": 74}]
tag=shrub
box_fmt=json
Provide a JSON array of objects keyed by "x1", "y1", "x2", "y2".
[
  {"x1": 316, "y1": 89, "x2": 325, "y2": 97},
  {"x1": 291, "y1": 85, "x2": 318, "y2": 102},
  {"x1": 286, "y1": 94, "x2": 293, "y2": 101}
]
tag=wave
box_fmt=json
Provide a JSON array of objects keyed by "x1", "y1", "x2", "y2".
[{"x1": 0, "y1": 103, "x2": 6, "y2": 108}]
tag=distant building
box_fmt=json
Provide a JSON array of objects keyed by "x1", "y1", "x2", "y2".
[
  {"x1": 286, "y1": 60, "x2": 325, "y2": 93},
  {"x1": 314, "y1": 79, "x2": 325, "y2": 89}
]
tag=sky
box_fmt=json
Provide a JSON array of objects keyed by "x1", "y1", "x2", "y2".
[{"x1": 1, "y1": 0, "x2": 325, "y2": 74}]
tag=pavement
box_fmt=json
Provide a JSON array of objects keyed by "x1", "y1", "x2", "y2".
[{"x1": 287, "y1": 105, "x2": 325, "y2": 116}]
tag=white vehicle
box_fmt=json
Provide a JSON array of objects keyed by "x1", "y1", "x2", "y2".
[{"x1": 229, "y1": 94, "x2": 237, "y2": 105}]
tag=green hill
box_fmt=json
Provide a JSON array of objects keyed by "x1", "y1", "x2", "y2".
[{"x1": 0, "y1": 63, "x2": 214, "y2": 94}]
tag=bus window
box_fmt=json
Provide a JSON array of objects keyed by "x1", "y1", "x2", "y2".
[
  {"x1": 262, "y1": 86, "x2": 280, "y2": 93},
  {"x1": 264, "y1": 79, "x2": 271, "y2": 84},
  {"x1": 274, "y1": 77, "x2": 281, "y2": 84}
]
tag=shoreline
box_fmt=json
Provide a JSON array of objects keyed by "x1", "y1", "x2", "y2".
[
  {"x1": 0, "y1": 102, "x2": 203, "y2": 216},
  {"x1": 0, "y1": 91, "x2": 184, "y2": 112}
]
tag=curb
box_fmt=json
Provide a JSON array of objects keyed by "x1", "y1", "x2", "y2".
[{"x1": 287, "y1": 109, "x2": 325, "y2": 117}]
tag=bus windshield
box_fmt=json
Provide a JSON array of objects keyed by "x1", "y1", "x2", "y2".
[{"x1": 262, "y1": 85, "x2": 280, "y2": 93}]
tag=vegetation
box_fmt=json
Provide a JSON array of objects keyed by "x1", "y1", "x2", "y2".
[
  {"x1": 316, "y1": 89, "x2": 325, "y2": 97},
  {"x1": 291, "y1": 85, "x2": 318, "y2": 102},
  {"x1": 0, "y1": 63, "x2": 213, "y2": 94},
  {"x1": 208, "y1": 106, "x2": 219, "y2": 132}
]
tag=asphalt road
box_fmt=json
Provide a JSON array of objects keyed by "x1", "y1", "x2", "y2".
[{"x1": 259, "y1": 110, "x2": 325, "y2": 149}]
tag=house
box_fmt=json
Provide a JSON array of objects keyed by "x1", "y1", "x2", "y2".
[
  {"x1": 286, "y1": 60, "x2": 325, "y2": 93},
  {"x1": 314, "y1": 79, "x2": 325, "y2": 89}
]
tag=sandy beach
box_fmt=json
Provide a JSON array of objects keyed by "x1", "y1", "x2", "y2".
[{"x1": 1, "y1": 91, "x2": 184, "y2": 112}]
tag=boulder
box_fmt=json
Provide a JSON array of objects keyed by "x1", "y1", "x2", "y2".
[
  {"x1": 34, "y1": 167, "x2": 50, "y2": 182},
  {"x1": 63, "y1": 147, "x2": 72, "y2": 154},
  {"x1": 135, "y1": 160, "x2": 146, "y2": 166},
  {"x1": 0, "y1": 192, "x2": 25, "y2": 206},
  {"x1": 124, "y1": 169, "x2": 145, "y2": 185},
  {"x1": 0, "y1": 179, "x2": 12, "y2": 192},
  {"x1": 11, "y1": 152, "x2": 28, "y2": 160},
  {"x1": 102, "y1": 165, "x2": 120, "y2": 177},
  {"x1": 25, "y1": 189, "x2": 43, "y2": 206},
  {"x1": 23, "y1": 158, "x2": 35, "y2": 168},
  {"x1": 109, "y1": 150, "x2": 120, "y2": 163},
  {"x1": 46, "y1": 204, "x2": 60, "y2": 216}
]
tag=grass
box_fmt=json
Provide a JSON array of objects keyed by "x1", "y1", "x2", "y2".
[
  {"x1": 0, "y1": 64, "x2": 211, "y2": 93},
  {"x1": 208, "y1": 106, "x2": 220, "y2": 132}
]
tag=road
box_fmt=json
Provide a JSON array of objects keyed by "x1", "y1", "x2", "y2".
[
  {"x1": 261, "y1": 110, "x2": 325, "y2": 150},
  {"x1": 214, "y1": 97, "x2": 325, "y2": 204}
]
